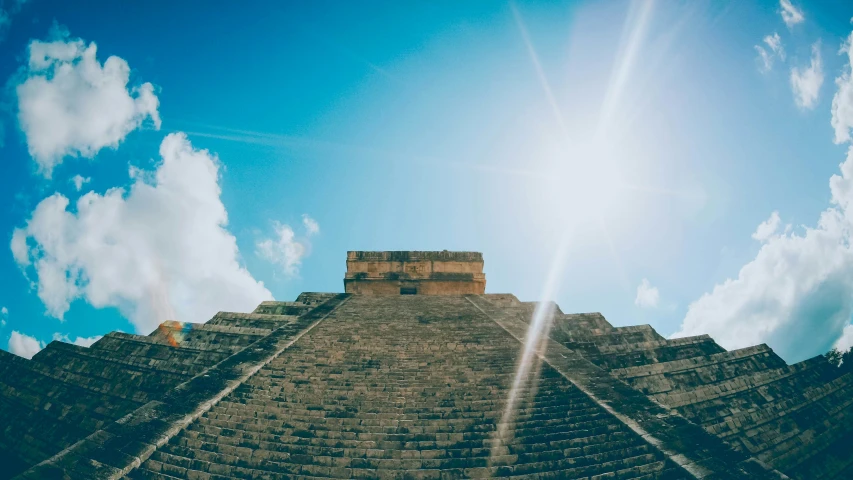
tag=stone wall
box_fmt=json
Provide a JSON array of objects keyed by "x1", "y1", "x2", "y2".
[{"x1": 344, "y1": 250, "x2": 486, "y2": 295}]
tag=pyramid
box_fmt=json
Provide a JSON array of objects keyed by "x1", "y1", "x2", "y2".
[{"x1": 1, "y1": 251, "x2": 851, "y2": 479}]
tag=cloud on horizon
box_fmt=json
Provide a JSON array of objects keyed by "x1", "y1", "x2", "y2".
[
  {"x1": 635, "y1": 278, "x2": 660, "y2": 308},
  {"x1": 674, "y1": 31, "x2": 853, "y2": 362},
  {"x1": 256, "y1": 214, "x2": 320, "y2": 277},
  {"x1": 52, "y1": 332, "x2": 102, "y2": 347},
  {"x1": 11, "y1": 133, "x2": 272, "y2": 333},
  {"x1": 8, "y1": 330, "x2": 43, "y2": 359}
]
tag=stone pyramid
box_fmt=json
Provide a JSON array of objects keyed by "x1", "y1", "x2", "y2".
[{"x1": 1, "y1": 251, "x2": 851, "y2": 479}]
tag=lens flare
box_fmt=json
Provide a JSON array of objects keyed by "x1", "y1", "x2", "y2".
[
  {"x1": 490, "y1": 233, "x2": 570, "y2": 465},
  {"x1": 157, "y1": 320, "x2": 193, "y2": 347},
  {"x1": 492, "y1": 0, "x2": 657, "y2": 469}
]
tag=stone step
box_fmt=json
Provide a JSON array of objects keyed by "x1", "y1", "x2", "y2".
[
  {"x1": 35, "y1": 340, "x2": 205, "y2": 377},
  {"x1": 211, "y1": 397, "x2": 600, "y2": 419},
  {"x1": 127, "y1": 464, "x2": 187, "y2": 480},
  {"x1": 89, "y1": 332, "x2": 232, "y2": 370},
  {"x1": 481, "y1": 293, "x2": 522, "y2": 307},
  {"x1": 295, "y1": 292, "x2": 341, "y2": 306},
  {"x1": 662, "y1": 356, "x2": 833, "y2": 411},
  {"x1": 757, "y1": 387, "x2": 853, "y2": 475},
  {"x1": 178, "y1": 427, "x2": 642, "y2": 460},
  {"x1": 143, "y1": 440, "x2": 665, "y2": 477},
  {"x1": 706, "y1": 370, "x2": 853, "y2": 442},
  {"x1": 206, "y1": 311, "x2": 299, "y2": 330},
  {"x1": 0, "y1": 349, "x2": 145, "y2": 475},
  {"x1": 16, "y1": 346, "x2": 153, "y2": 404},
  {"x1": 469, "y1": 294, "x2": 783, "y2": 479},
  {"x1": 253, "y1": 301, "x2": 314, "y2": 316},
  {"x1": 32, "y1": 341, "x2": 189, "y2": 393},
  {"x1": 192, "y1": 412, "x2": 622, "y2": 444},
  {"x1": 587, "y1": 335, "x2": 726, "y2": 371},
  {"x1": 195, "y1": 401, "x2": 619, "y2": 430},
  {"x1": 502, "y1": 452, "x2": 667, "y2": 478},
  {"x1": 552, "y1": 312, "x2": 616, "y2": 336},
  {"x1": 618, "y1": 344, "x2": 787, "y2": 395},
  {"x1": 148, "y1": 321, "x2": 269, "y2": 352},
  {"x1": 556, "y1": 324, "x2": 664, "y2": 347},
  {"x1": 570, "y1": 336, "x2": 725, "y2": 373},
  {"x1": 140, "y1": 295, "x2": 691, "y2": 479},
  {"x1": 0, "y1": 390, "x2": 91, "y2": 466},
  {"x1": 827, "y1": 460, "x2": 853, "y2": 480},
  {"x1": 612, "y1": 344, "x2": 780, "y2": 379},
  {"x1": 154, "y1": 321, "x2": 272, "y2": 337},
  {"x1": 17, "y1": 293, "x2": 352, "y2": 479},
  {"x1": 0, "y1": 351, "x2": 138, "y2": 427}
]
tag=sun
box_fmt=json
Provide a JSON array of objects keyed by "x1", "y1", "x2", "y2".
[{"x1": 537, "y1": 139, "x2": 626, "y2": 226}]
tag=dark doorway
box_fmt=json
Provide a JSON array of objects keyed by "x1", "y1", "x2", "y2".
[{"x1": 400, "y1": 287, "x2": 417, "y2": 295}]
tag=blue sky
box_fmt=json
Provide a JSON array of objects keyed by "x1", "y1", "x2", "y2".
[{"x1": 2, "y1": 0, "x2": 853, "y2": 363}]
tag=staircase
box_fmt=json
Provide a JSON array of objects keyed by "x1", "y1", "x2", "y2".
[
  {"x1": 130, "y1": 295, "x2": 688, "y2": 479},
  {"x1": 486, "y1": 295, "x2": 853, "y2": 479}
]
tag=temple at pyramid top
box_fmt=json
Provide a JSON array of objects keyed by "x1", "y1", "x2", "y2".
[{"x1": 344, "y1": 250, "x2": 486, "y2": 295}]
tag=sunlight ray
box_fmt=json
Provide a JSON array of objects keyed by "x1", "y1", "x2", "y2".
[
  {"x1": 604, "y1": 3, "x2": 701, "y2": 141},
  {"x1": 490, "y1": 229, "x2": 572, "y2": 465},
  {"x1": 495, "y1": 1, "x2": 659, "y2": 468},
  {"x1": 596, "y1": 0, "x2": 655, "y2": 141},
  {"x1": 181, "y1": 122, "x2": 560, "y2": 182},
  {"x1": 178, "y1": 127, "x2": 449, "y2": 167},
  {"x1": 510, "y1": 2, "x2": 570, "y2": 139}
]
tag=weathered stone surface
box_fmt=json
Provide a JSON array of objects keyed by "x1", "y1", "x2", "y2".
[
  {"x1": 131, "y1": 295, "x2": 690, "y2": 479},
  {"x1": 344, "y1": 251, "x2": 486, "y2": 295},
  {"x1": 1, "y1": 250, "x2": 850, "y2": 479}
]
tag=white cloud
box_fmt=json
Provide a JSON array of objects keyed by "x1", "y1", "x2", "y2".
[
  {"x1": 779, "y1": 0, "x2": 804, "y2": 28},
  {"x1": 256, "y1": 214, "x2": 319, "y2": 276},
  {"x1": 1, "y1": 307, "x2": 7, "y2": 315},
  {"x1": 764, "y1": 33, "x2": 785, "y2": 59},
  {"x1": 8, "y1": 330, "x2": 44, "y2": 359},
  {"x1": 635, "y1": 278, "x2": 660, "y2": 308},
  {"x1": 835, "y1": 324, "x2": 853, "y2": 352},
  {"x1": 15, "y1": 29, "x2": 160, "y2": 177},
  {"x1": 752, "y1": 211, "x2": 783, "y2": 242},
  {"x1": 70, "y1": 175, "x2": 91, "y2": 192},
  {"x1": 257, "y1": 222, "x2": 308, "y2": 277},
  {"x1": 10, "y1": 228, "x2": 29, "y2": 266},
  {"x1": 790, "y1": 42, "x2": 824, "y2": 109},
  {"x1": 52, "y1": 333, "x2": 102, "y2": 347},
  {"x1": 11, "y1": 133, "x2": 272, "y2": 332},
  {"x1": 675, "y1": 143, "x2": 853, "y2": 362},
  {"x1": 302, "y1": 214, "x2": 320, "y2": 236},
  {"x1": 756, "y1": 47, "x2": 773, "y2": 73},
  {"x1": 832, "y1": 33, "x2": 853, "y2": 144},
  {"x1": 756, "y1": 33, "x2": 785, "y2": 73},
  {"x1": 676, "y1": 32, "x2": 853, "y2": 361}
]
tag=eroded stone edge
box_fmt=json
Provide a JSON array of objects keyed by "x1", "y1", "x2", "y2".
[
  {"x1": 464, "y1": 295, "x2": 790, "y2": 480},
  {"x1": 16, "y1": 294, "x2": 352, "y2": 480}
]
